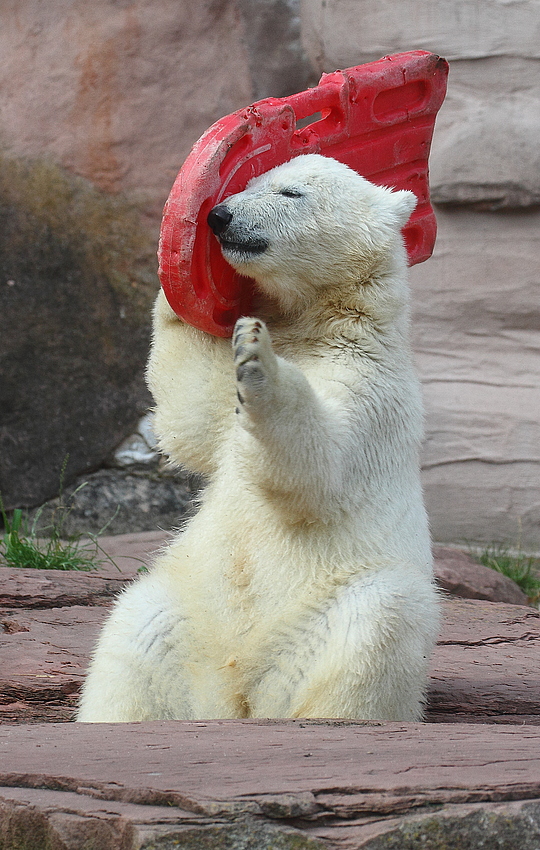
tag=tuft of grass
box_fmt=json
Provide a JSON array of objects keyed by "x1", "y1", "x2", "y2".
[
  {"x1": 475, "y1": 544, "x2": 540, "y2": 605},
  {"x1": 0, "y1": 461, "x2": 119, "y2": 571}
]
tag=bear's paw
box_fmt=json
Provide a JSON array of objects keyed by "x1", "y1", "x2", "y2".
[{"x1": 233, "y1": 317, "x2": 279, "y2": 416}]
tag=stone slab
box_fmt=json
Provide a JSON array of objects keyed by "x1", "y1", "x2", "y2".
[
  {"x1": 433, "y1": 545, "x2": 529, "y2": 605},
  {"x1": 95, "y1": 530, "x2": 171, "y2": 575},
  {"x1": 1, "y1": 720, "x2": 540, "y2": 848},
  {"x1": 0, "y1": 570, "x2": 130, "y2": 610},
  {"x1": 0, "y1": 530, "x2": 168, "y2": 612},
  {"x1": 2, "y1": 597, "x2": 539, "y2": 725},
  {"x1": 427, "y1": 599, "x2": 540, "y2": 723},
  {"x1": 0, "y1": 607, "x2": 106, "y2": 723}
]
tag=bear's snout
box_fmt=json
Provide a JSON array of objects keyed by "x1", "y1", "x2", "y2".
[
  {"x1": 208, "y1": 205, "x2": 233, "y2": 236},
  {"x1": 207, "y1": 202, "x2": 269, "y2": 257}
]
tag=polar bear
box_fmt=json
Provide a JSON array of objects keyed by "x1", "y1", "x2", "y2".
[{"x1": 77, "y1": 154, "x2": 439, "y2": 723}]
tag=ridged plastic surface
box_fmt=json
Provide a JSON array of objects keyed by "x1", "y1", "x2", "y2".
[{"x1": 159, "y1": 51, "x2": 449, "y2": 337}]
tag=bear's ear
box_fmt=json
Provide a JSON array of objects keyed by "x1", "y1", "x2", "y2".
[{"x1": 387, "y1": 189, "x2": 417, "y2": 228}]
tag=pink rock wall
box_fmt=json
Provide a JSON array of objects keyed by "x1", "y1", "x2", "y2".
[{"x1": 0, "y1": 0, "x2": 255, "y2": 219}]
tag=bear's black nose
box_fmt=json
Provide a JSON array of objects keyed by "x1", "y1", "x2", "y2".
[{"x1": 207, "y1": 205, "x2": 232, "y2": 235}]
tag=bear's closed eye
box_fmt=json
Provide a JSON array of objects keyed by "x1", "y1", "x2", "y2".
[{"x1": 279, "y1": 188, "x2": 303, "y2": 198}]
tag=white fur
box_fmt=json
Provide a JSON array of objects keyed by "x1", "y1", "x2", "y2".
[{"x1": 78, "y1": 155, "x2": 439, "y2": 723}]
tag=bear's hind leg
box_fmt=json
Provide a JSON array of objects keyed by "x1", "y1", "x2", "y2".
[
  {"x1": 77, "y1": 577, "x2": 198, "y2": 722},
  {"x1": 77, "y1": 570, "x2": 255, "y2": 722},
  {"x1": 247, "y1": 569, "x2": 439, "y2": 721}
]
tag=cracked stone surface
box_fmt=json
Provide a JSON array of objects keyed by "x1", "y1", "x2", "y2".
[
  {"x1": 2, "y1": 598, "x2": 539, "y2": 726},
  {"x1": 1, "y1": 721, "x2": 540, "y2": 848},
  {"x1": 1, "y1": 533, "x2": 540, "y2": 847}
]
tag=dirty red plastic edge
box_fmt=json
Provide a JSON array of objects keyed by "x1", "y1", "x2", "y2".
[{"x1": 159, "y1": 51, "x2": 449, "y2": 337}]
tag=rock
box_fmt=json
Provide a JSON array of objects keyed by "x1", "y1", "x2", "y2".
[
  {"x1": 0, "y1": 570, "x2": 130, "y2": 611},
  {"x1": 0, "y1": 153, "x2": 157, "y2": 510},
  {"x1": 433, "y1": 546, "x2": 529, "y2": 605},
  {"x1": 410, "y1": 205, "x2": 540, "y2": 549},
  {"x1": 0, "y1": 532, "x2": 168, "y2": 723},
  {"x1": 24, "y1": 468, "x2": 204, "y2": 537},
  {"x1": 0, "y1": 606, "x2": 106, "y2": 723},
  {"x1": 301, "y1": 0, "x2": 540, "y2": 68},
  {"x1": 0, "y1": 1, "x2": 261, "y2": 218},
  {"x1": 0, "y1": 527, "x2": 166, "y2": 608},
  {"x1": 1, "y1": 720, "x2": 540, "y2": 848},
  {"x1": 89, "y1": 530, "x2": 171, "y2": 576},
  {"x1": 427, "y1": 598, "x2": 540, "y2": 724},
  {"x1": 111, "y1": 414, "x2": 160, "y2": 468},
  {"x1": 237, "y1": 0, "x2": 315, "y2": 101},
  {"x1": 429, "y1": 59, "x2": 540, "y2": 209}
]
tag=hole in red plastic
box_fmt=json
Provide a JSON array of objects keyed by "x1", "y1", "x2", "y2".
[
  {"x1": 373, "y1": 80, "x2": 428, "y2": 121},
  {"x1": 291, "y1": 107, "x2": 343, "y2": 148},
  {"x1": 295, "y1": 111, "x2": 323, "y2": 130}
]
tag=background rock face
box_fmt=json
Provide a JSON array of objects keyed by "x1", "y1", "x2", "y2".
[
  {"x1": 0, "y1": 0, "x2": 538, "y2": 546},
  {"x1": 0, "y1": 155, "x2": 156, "y2": 508},
  {"x1": 410, "y1": 207, "x2": 540, "y2": 547},
  {"x1": 0, "y1": 0, "x2": 308, "y2": 220}
]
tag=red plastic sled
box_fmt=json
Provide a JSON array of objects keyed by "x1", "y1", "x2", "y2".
[{"x1": 159, "y1": 50, "x2": 449, "y2": 337}]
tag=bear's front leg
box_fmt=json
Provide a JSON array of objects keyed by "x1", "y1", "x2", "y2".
[
  {"x1": 147, "y1": 290, "x2": 236, "y2": 476},
  {"x1": 231, "y1": 317, "x2": 350, "y2": 521}
]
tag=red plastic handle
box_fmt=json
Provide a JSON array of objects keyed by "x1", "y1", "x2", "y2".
[{"x1": 159, "y1": 51, "x2": 448, "y2": 337}]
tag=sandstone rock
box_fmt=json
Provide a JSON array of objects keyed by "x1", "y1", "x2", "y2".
[
  {"x1": 410, "y1": 205, "x2": 540, "y2": 549},
  {"x1": 0, "y1": 569, "x2": 130, "y2": 611},
  {"x1": 301, "y1": 0, "x2": 540, "y2": 68},
  {"x1": 237, "y1": 0, "x2": 315, "y2": 101},
  {"x1": 0, "y1": 532, "x2": 168, "y2": 723},
  {"x1": 1, "y1": 720, "x2": 540, "y2": 848},
  {"x1": 429, "y1": 58, "x2": 540, "y2": 209},
  {"x1": 433, "y1": 546, "x2": 529, "y2": 605},
  {"x1": 0, "y1": 1, "x2": 256, "y2": 217},
  {"x1": 427, "y1": 598, "x2": 540, "y2": 723},
  {"x1": 88, "y1": 530, "x2": 171, "y2": 576},
  {"x1": 0, "y1": 606, "x2": 106, "y2": 723}
]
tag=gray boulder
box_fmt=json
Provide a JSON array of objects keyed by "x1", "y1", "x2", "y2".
[{"x1": 0, "y1": 154, "x2": 158, "y2": 509}]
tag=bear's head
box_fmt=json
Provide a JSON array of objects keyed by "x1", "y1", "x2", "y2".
[{"x1": 208, "y1": 154, "x2": 416, "y2": 317}]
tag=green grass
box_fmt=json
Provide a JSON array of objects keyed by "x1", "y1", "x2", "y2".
[
  {"x1": 0, "y1": 482, "x2": 117, "y2": 572},
  {"x1": 475, "y1": 544, "x2": 540, "y2": 606}
]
